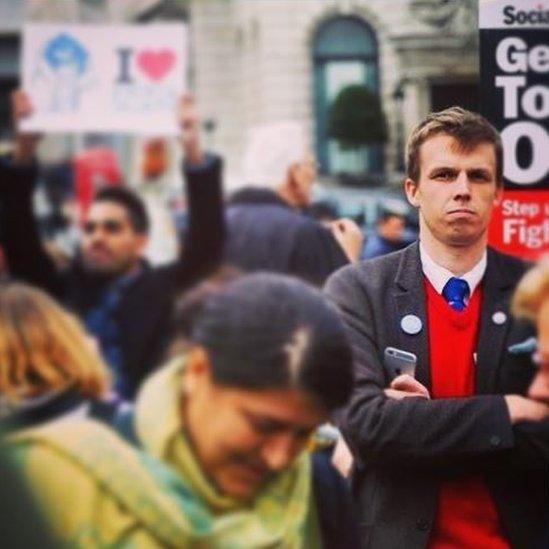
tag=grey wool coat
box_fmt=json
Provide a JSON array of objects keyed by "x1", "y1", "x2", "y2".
[{"x1": 325, "y1": 242, "x2": 549, "y2": 549}]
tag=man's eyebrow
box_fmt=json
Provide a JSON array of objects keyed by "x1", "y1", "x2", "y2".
[
  {"x1": 428, "y1": 166, "x2": 458, "y2": 174},
  {"x1": 467, "y1": 168, "x2": 492, "y2": 175}
]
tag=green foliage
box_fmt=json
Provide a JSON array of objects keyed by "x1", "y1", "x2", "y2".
[{"x1": 328, "y1": 85, "x2": 387, "y2": 150}]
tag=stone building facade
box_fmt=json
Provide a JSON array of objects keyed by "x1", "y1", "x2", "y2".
[{"x1": 3, "y1": 0, "x2": 479, "y2": 186}]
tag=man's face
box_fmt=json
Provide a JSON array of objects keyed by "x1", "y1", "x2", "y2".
[
  {"x1": 81, "y1": 201, "x2": 147, "y2": 276},
  {"x1": 379, "y1": 215, "x2": 405, "y2": 242},
  {"x1": 528, "y1": 299, "x2": 549, "y2": 404},
  {"x1": 185, "y1": 354, "x2": 326, "y2": 501},
  {"x1": 405, "y1": 134, "x2": 501, "y2": 248}
]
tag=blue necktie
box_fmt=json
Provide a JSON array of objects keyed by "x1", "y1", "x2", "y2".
[{"x1": 442, "y1": 277, "x2": 470, "y2": 311}]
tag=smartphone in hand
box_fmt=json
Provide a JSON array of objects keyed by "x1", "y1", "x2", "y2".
[{"x1": 384, "y1": 347, "x2": 417, "y2": 379}]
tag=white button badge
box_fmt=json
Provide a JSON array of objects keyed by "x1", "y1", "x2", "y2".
[
  {"x1": 401, "y1": 314, "x2": 423, "y2": 335},
  {"x1": 492, "y1": 311, "x2": 507, "y2": 325}
]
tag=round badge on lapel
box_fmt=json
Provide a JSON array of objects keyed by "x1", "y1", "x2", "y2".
[
  {"x1": 401, "y1": 314, "x2": 422, "y2": 335},
  {"x1": 492, "y1": 311, "x2": 507, "y2": 325}
]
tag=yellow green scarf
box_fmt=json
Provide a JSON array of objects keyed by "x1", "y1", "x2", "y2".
[
  {"x1": 9, "y1": 358, "x2": 321, "y2": 548},
  {"x1": 134, "y1": 357, "x2": 321, "y2": 547}
]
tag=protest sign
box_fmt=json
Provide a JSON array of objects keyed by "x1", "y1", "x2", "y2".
[
  {"x1": 21, "y1": 24, "x2": 186, "y2": 135},
  {"x1": 480, "y1": 0, "x2": 548, "y2": 259}
]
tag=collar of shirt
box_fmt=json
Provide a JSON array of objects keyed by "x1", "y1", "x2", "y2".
[{"x1": 419, "y1": 242, "x2": 487, "y2": 303}]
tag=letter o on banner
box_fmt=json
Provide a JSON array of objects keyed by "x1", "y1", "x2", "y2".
[{"x1": 502, "y1": 121, "x2": 549, "y2": 184}]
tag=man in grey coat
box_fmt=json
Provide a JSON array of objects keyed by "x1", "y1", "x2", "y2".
[
  {"x1": 326, "y1": 108, "x2": 549, "y2": 548},
  {"x1": 225, "y1": 121, "x2": 363, "y2": 286}
]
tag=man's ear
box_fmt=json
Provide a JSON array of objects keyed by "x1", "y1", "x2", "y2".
[
  {"x1": 404, "y1": 178, "x2": 420, "y2": 208},
  {"x1": 288, "y1": 162, "x2": 300, "y2": 187},
  {"x1": 136, "y1": 234, "x2": 149, "y2": 254},
  {"x1": 285, "y1": 162, "x2": 304, "y2": 202}
]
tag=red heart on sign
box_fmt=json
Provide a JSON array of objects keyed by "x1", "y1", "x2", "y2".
[{"x1": 137, "y1": 49, "x2": 176, "y2": 81}]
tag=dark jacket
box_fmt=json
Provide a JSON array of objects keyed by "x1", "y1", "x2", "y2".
[
  {"x1": 225, "y1": 188, "x2": 348, "y2": 286},
  {"x1": 361, "y1": 232, "x2": 408, "y2": 260},
  {"x1": 0, "y1": 157, "x2": 224, "y2": 399},
  {"x1": 325, "y1": 242, "x2": 548, "y2": 549}
]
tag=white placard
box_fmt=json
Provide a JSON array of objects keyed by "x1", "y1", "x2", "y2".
[{"x1": 21, "y1": 23, "x2": 187, "y2": 135}]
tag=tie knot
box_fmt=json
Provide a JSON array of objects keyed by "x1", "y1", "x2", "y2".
[{"x1": 442, "y1": 277, "x2": 470, "y2": 311}]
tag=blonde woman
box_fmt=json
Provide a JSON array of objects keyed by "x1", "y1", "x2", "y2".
[{"x1": 0, "y1": 282, "x2": 110, "y2": 431}]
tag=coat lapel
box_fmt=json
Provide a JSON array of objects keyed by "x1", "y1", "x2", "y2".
[
  {"x1": 475, "y1": 248, "x2": 515, "y2": 394},
  {"x1": 392, "y1": 242, "x2": 431, "y2": 390}
]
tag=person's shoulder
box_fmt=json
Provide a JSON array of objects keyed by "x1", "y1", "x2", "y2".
[
  {"x1": 8, "y1": 422, "x2": 106, "y2": 512},
  {"x1": 328, "y1": 243, "x2": 411, "y2": 290},
  {"x1": 8, "y1": 421, "x2": 148, "y2": 547},
  {"x1": 295, "y1": 214, "x2": 332, "y2": 237},
  {"x1": 361, "y1": 233, "x2": 387, "y2": 259},
  {"x1": 488, "y1": 247, "x2": 532, "y2": 282}
]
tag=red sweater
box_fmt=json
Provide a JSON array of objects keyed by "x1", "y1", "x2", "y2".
[{"x1": 425, "y1": 280, "x2": 509, "y2": 549}]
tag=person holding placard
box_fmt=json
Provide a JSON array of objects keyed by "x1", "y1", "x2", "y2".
[{"x1": 0, "y1": 92, "x2": 224, "y2": 400}]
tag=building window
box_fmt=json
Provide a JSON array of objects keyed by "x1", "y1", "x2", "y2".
[{"x1": 312, "y1": 16, "x2": 381, "y2": 177}]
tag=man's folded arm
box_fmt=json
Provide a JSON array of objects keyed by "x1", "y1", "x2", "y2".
[{"x1": 325, "y1": 267, "x2": 517, "y2": 470}]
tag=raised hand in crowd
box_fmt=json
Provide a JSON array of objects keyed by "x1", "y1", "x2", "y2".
[
  {"x1": 10, "y1": 90, "x2": 42, "y2": 164},
  {"x1": 178, "y1": 93, "x2": 204, "y2": 165},
  {"x1": 330, "y1": 217, "x2": 364, "y2": 262}
]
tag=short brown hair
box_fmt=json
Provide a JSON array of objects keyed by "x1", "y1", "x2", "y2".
[
  {"x1": 406, "y1": 107, "x2": 503, "y2": 185},
  {"x1": 512, "y1": 257, "x2": 549, "y2": 322},
  {"x1": 0, "y1": 283, "x2": 109, "y2": 401}
]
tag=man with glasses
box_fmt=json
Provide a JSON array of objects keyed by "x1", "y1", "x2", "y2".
[{"x1": 0, "y1": 92, "x2": 224, "y2": 399}]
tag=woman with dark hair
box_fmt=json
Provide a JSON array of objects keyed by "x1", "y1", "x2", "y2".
[{"x1": 8, "y1": 272, "x2": 357, "y2": 547}]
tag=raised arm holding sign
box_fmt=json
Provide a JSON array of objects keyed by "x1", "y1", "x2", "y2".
[{"x1": 1, "y1": 90, "x2": 224, "y2": 400}]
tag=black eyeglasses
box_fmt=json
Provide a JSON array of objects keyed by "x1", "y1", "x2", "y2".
[{"x1": 83, "y1": 219, "x2": 124, "y2": 235}]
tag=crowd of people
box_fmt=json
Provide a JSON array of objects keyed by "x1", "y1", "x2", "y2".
[{"x1": 0, "y1": 89, "x2": 547, "y2": 549}]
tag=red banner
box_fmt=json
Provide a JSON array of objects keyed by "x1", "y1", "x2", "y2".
[
  {"x1": 74, "y1": 147, "x2": 122, "y2": 222},
  {"x1": 489, "y1": 190, "x2": 549, "y2": 261}
]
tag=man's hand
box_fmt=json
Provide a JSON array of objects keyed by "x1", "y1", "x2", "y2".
[
  {"x1": 178, "y1": 93, "x2": 203, "y2": 165},
  {"x1": 505, "y1": 394, "x2": 549, "y2": 424},
  {"x1": 385, "y1": 374, "x2": 431, "y2": 400},
  {"x1": 10, "y1": 90, "x2": 42, "y2": 164},
  {"x1": 330, "y1": 218, "x2": 364, "y2": 262}
]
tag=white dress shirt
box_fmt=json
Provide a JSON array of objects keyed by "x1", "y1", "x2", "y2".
[{"x1": 419, "y1": 243, "x2": 487, "y2": 304}]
